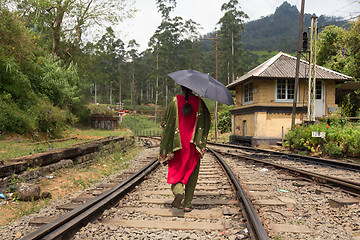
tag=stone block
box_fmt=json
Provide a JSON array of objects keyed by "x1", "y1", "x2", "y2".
[{"x1": 328, "y1": 198, "x2": 360, "y2": 208}]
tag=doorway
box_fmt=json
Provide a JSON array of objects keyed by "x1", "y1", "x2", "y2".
[
  {"x1": 315, "y1": 80, "x2": 325, "y2": 117},
  {"x1": 243, "y1": 120, "x2": 247, "y2": 136}
]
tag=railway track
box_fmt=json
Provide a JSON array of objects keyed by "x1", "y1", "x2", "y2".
[
  {"x1": 208, "y1": 142, "x2": 360, "y2": 239},
  {"x1": 1, "y1": 139, "x2": 359, "y2": 239},
  {"x1": 208, "y1": 142, "x2": 360, "y2": 196},
  {"x1": 13, "y1": 142, "x2": 268, "y2": 240}
]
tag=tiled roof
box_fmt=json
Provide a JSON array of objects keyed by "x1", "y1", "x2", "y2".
[{"x1": 227, "y1": 52, "x2": 353, "y2": 90}]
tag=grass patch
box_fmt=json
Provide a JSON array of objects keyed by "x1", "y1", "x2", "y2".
[
  {"x1": 122, "y1": 115, "x2": 162, "y2": 133},
  {"x1": 3, "y1": 198, "x2": 51, "y2": 222},
  {"x1": 0, "y1": 142, "x2": 141, "y2": 227},
  {"x1": 0, "y1": 127, "x2": 130, "y2": 162}
]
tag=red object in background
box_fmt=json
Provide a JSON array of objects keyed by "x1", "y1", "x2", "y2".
[{"x1": 119, "y1": 111, "x2": 124, "y2": 116}]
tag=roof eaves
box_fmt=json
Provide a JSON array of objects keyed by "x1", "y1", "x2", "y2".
[
  {"x1": 282, "y1": 52, "x2": 353, "y2": 80},
  {"x1": 227, "y1": 51, "x2": 283, "y2": 89}
]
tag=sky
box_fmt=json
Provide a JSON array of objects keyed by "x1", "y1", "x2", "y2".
[{"x1": 115, "y1": 0, "x2": 360, "y2": 52}]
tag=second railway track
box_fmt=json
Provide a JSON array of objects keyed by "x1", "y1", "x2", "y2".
[{"x1": 208, "y1": 142, "x2": 360, "y2": 240}]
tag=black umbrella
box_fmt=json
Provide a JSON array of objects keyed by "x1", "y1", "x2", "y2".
[{"x1": 167, "y1": 70, "x2": 234, "y2": 106}]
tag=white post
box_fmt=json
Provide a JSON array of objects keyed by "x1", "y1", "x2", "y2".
[{"x1": 94, "y1": 82, "x2": 97, "y2": 104}]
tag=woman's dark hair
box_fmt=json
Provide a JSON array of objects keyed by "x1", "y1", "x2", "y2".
[{"x1": 181, "y1": 86, "x2": 193, "y2": 116}]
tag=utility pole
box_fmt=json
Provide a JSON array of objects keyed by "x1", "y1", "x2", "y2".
[
  {"x1": 118, "y1": 62, "x2": 122, "y2": 104},
  {"x1": 307, "y1": 16, "x2": 318, "y2": 122},
  {"x1": 199, "y1": 34, "x2": 219, "y2": 141},
  {"x1": 291, "y1": 0, "x2": 305, "y2": 130},
  {"x1": 110, "y1": 81, "x2": 112, "y2": 105},
  {"x1": 154, "y1": 45, "x2": 159, "y2": 125},
  {"x1": 231, "y1": 31, "x2": 234, "y2": 83},
  {"x1": 94, "y1": 82, "x2": 97, "y2": 104},
  {"x1": 215, "y1": 34, "x2": 218, "y2": 142}
]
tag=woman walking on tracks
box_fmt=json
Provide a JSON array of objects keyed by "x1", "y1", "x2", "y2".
[{"x1": 159, "y1": 86, "x2": 211, "y2": 212}]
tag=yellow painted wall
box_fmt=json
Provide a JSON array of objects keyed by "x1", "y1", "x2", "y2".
[
  {"x1": 234, "y1": 79, "x2": 337, "y2": 110},
  {"x1": 232, "y1": 78, "x2": 338, "y2": 139},
  {"x1": 254, "y1": 79, "x2": 275, "y2": 105},
  {"x1": 234, "y1": 79, "x2": 314, "y2": 108},
  {"x1": 235, "y1": 85, "x2": 242, "y2": 106},
  {"x1": 325, "y1": 81, "x2": 338, "y2": 112},
  {"x1": 234, "y1": 113, "x2": 303, "y2": 138},
  {"x1": 233, "y1": 113, "x2": 255, "y2": 136}
]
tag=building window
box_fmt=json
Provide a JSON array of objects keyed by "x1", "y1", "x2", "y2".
[
  {"x1": 316, "y1": 80, "x2": 322, "y2": 99},
  {"x1": 276, "y1": 79, "x2": 295, "y2": 102},
  {"x1": 243, "y1": 82, "x2": 253, "y2": 104}
]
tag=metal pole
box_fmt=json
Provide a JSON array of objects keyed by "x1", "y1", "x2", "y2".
[
  {"x1": 215, "y1": 34, "x2": 219, "y2": 142},
  {"x1": 291, "y1": 0, "x2": 305, "y2": 130},
  {"x1": 313, "y1": 17, "x2": 317, "y2": 120},
  {"x1": 94, "y1": 82, "x2": 97, "y2": 104}
]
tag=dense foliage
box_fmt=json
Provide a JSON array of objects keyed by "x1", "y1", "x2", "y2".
[
  {"x1": 284, "y1": 117, "x2": 360, "y2": 158},
  {"x1": 316, "y1": 17, "x2": 360, "y2": 117},
  {"x1": 0, "y1": 0, "x2": 356, "y2": 140},
  {"x1": 0, "y1": 8, "x2": 79, "y2": 137},
  {"x1": 218, "y1": 105, "x2": 234, "y2": 134}
]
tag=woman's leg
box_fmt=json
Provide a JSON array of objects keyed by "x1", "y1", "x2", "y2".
[
  {"x1": 183, "y1": 159, "x2": 200, "y2": 209},
  {"x1": 171, "y1": 182, "x2": 184, "y2": 195},
  {"x1": 171, "y1": 182, "x2": 184, "y2": 208}
]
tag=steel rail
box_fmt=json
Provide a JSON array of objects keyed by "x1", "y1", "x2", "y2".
[
  {"x1": 211, "y1": 148, "x2": 360, "y2": 196},
  {"x1": 22, "y1": 159, "x2": 160, "y2": 240},
  {"x1": 207, "y1": 148, "x2": 269, "y2": 240},
  {"x1": 208, "y1": 142, "x2": 360, "y2": 171}
]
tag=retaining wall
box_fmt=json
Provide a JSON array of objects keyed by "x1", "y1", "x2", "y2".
[{"x1": 0, "y1": 136, "x2": 134, "y2": 192}]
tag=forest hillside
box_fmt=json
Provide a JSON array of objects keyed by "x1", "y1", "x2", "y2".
[{"x1": 242, "y1": 2, "x2": 348, "y2": 52}]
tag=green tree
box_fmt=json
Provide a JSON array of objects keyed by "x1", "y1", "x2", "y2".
[
  {"x1": 317, "y1": 17, "x2": 360, "y2": 117},
  {"x1": 149, "y1": 1, "x2": 201, "y2": 106},
  {"x1": 9, "y1": 0, "x2": 134, "y2": 59},
  {"x1": 85, "y1": 27, "x2": 126, "y2": 104},
  {"x1": 317, "y1": 25, "x2": 348, "y2": 72},
  {"x1": 156, "y1": 0, "x2": 177, "y2": 20},
  {"x1": 36, "y1": 55, "x2": 80, "y2": 107},
  {"x1": 217, "y1": 0, "x2": 248, "y2": 84},
  {"x1": 0, "y1": 8, "x2": 81, "y2": 136},
  {"x1": 127, "y1": 39, "x2": 140, "y2": 106}
]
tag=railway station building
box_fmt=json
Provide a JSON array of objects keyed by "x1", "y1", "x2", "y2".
[{"x1": 227, "y1": 51, "x2": 355, "y2": 146}]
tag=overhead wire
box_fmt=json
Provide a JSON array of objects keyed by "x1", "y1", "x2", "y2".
[
  {"x1": 313, "y1": 1, "x2": 360, "y2": 30},
  {"x1": 326, "y1": 0, "x2": 358, "y2": 16}
]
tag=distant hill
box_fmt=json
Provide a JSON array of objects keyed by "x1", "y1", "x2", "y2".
[{"x1": 242, "y1": 1, "x2": 348, "y2": 52}]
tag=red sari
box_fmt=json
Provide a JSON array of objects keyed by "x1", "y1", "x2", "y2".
[{"x1": 167, "y1": 94, "x2": 200, "y2": 185}]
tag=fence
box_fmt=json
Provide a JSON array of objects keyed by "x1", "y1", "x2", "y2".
[{"x1": 134, "y1": 130, "x2": 162, "y2": 137}]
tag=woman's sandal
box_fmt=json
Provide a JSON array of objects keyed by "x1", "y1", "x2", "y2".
[{"x1": 183, "y1": 206, "x2": 192, "y2": 212}]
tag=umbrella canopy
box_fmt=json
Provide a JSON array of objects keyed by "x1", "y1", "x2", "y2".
[{"x1": 167, "y1": 70, "x2": 234, "y2": 106}]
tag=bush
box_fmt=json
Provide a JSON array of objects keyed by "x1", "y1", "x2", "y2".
[
  {"x1": 284, "y1": 123, "x2": 321, "y2": 152},
  {"x1": 0, "y1": 8, "x2": 83, "y2": 138},
  {"x1": 0, "y1": 101, "x2": 35, "y2": 134},
  {"x1": 70, "y1": 103, "x2": 92, "y2": 126},
  {"x1": 88, "y1": 104, "x2": 114, "y2": 116},
  {"x1": 36, "y1": 56, "x2": 80, "y2": 107},
  {"x1": 218, "y1": 105, "x2": 234, "y2": 134},
  {"x1": 284, "y1": 118, "x2": 360, "y2": 157},
  {"x1": 324, "y1": 141, "x2": 343, "y2": 157},
  {"x1": 340, "y1": 126, "x2": 360, "y2": 157},
  {"x1": 36, "y1": 101, "x2": 76, "y2": 138}
]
